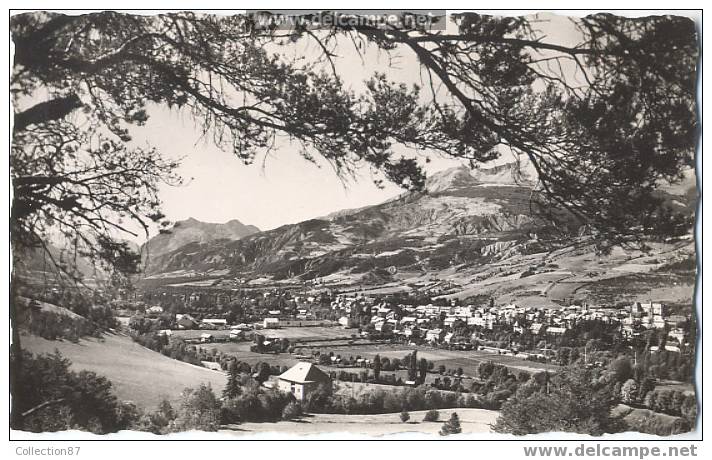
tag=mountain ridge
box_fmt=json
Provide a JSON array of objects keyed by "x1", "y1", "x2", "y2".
[{"x1": 142, "y1": 217, "x2": 260, "y2": 271}]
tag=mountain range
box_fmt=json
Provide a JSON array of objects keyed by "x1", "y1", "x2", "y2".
[
  {"x1": 143, "y1": 162, "x2": 545, "y2": 277},
  {"x1": 140, "y1": 162, "x2": 696, "y2": 307}
]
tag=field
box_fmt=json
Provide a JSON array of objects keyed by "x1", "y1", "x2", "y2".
[
  {"x1": 166, "y1": 326, "x2": 357, "y2": 343},
  {"x1": 167, "y1": 329, "x2": 234, "y2": 340},
  {"x1": 577, "y1": 273, "x2": 695, "y2": 307},
  {"x1": 21, "y1": 332, "x2": 226, "y2": 410},
  {"x1": 204, "y1": 340, "x2": 558, "y2": 378},
  {"x1": 220, "y1": 408, "x2": 498, "y2": 437},
  {"x1": 258, "y1": 326, "x2": 354, "y2": 340},
  {"x1": 301, "y1": 343, "x2": 559, "y2": 375}
]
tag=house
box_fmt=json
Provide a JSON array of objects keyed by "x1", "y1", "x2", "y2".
[
  {"x1": 425, "y1": 328, "x2": 444, "y2": 343},
  {"x1": 668, "y1": 315, "x2": 688, "y2": 327},
  {"x1": 201, "y1": 361, "x2": 223, "y2": 371},
  {"x1": 471, "y1": 315, "x2": 487, "y2": 328},
  {"x1": 669, "y1": 328, "x2": 686, "y2": 344},
  {"x1": 200, "y1": 333, "x2": 213, "y2": 343},
  {"x1": 403, "y1": 327, "x2": 419, "y2": 338},
  {"x1": 263, "y1": 318, "x2": 280, "y2": 329},
  {"x1": 177, "y1": 315, "x2": 198, "y2": 330},
  {"x1": 630, "y1": 302, "x2": 645, "y2": 317},
  {"x1": 564, "y1": 313, "x2": 578, "y2": 328},
  {"x1": 547, "y1": 326, "x2": 567, "y2": 336},
  {"x1": 229, "y1": 329, "x2": 243, "y2": 340},
  {"x1": 621, "y1": 324, "x2": 636, "y2": 338},
  {"x1": 202, "y1": 318, "x2": 227, "y2": 328},
  {"x1": 648, "y1": 315, "x2": 667, "y2": 329},
  {"x1": 639, "y1": 302, "x2": 668, "y2": 317},
  {"x1": 401, "y1": 316, "x2": 417, "y2": 325},
  {"x1": 277, "y1": 362, "x2": 331, "y2": 401}
]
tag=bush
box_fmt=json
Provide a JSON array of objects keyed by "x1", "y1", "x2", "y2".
[
  {"x1": 220, "y1": 398, "x2": 242, "y2": 425},
  {"x1": 222, "y1": 379, "x2": 294, "y2": 423},
  {"x1": 423, "y1": 409, "x2": 440, "y2": 422},
  {"x1": 400, "y1": 411, "x2": 410, "y2": 423},
  {"x1": 168, "y1": 384, "x2": 221, "y2": 432},
  {"x1": 282, "y1": 401, "x2": 303, "y2": 420},
  {"x1": 631, "y1": 413, "x2": 691, "y2": 436},
  {"x1": 645, "y1": 389, "x2": 694, "y2": 418},
  {"x1": 13, "y1": 350, "x2": 135, "y2": 434},
  {"x1": 135, "y1": 399, "x2": 176, "y2": 434},
  {"x1": 681, "y1": 395, "x2": 698, "y2": 428}
]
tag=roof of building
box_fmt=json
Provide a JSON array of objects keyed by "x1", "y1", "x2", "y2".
[{"x1": 278, "y1": 362, "x2": 331, "y2": 384}]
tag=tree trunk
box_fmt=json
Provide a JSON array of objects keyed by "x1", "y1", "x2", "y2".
[{"x1": 9, "y1": 282, "x2": 23, "y2": 430}]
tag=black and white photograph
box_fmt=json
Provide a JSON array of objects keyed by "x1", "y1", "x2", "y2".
[{"x1": 6, "y1": 4, "x2": 703, "y2": 448}]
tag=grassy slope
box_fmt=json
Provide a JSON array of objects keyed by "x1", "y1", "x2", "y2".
[
  {"x1": 21, "y1": 332, "x2": 226, "y2": 411},
  {"x1": 221, "y1": 408, "x2": 497, "y2": 436},
  {"x1": 437, "y1": 239, "x2": 695, "y2": 306}
]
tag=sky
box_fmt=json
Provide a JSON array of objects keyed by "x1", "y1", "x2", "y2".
[
  {"x1": 130, "y1": 109, "x2": 468, "y2": 234},
  {"x1": 122, "y1": 13, "x2": 584, "y2": 241}
]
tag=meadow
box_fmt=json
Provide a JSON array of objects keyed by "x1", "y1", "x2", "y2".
[
  {"x1": 21, "y1": 332, "x2": 226, "y2": 410},
  {"x1": 221, "y1": 408, "x2": 497, "y2": 437}
]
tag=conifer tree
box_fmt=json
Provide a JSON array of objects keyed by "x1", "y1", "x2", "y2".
[
  {"x1": 440, "y1": 412, "x2": 462, "y2": 436},
  {"x1": 223, "y1": 360, "x2": 241, "y2": 399}
]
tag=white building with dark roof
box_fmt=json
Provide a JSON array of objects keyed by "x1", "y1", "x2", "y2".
[{"x1": 277, "y1": 362, "x2": 331, "y2": 401}]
